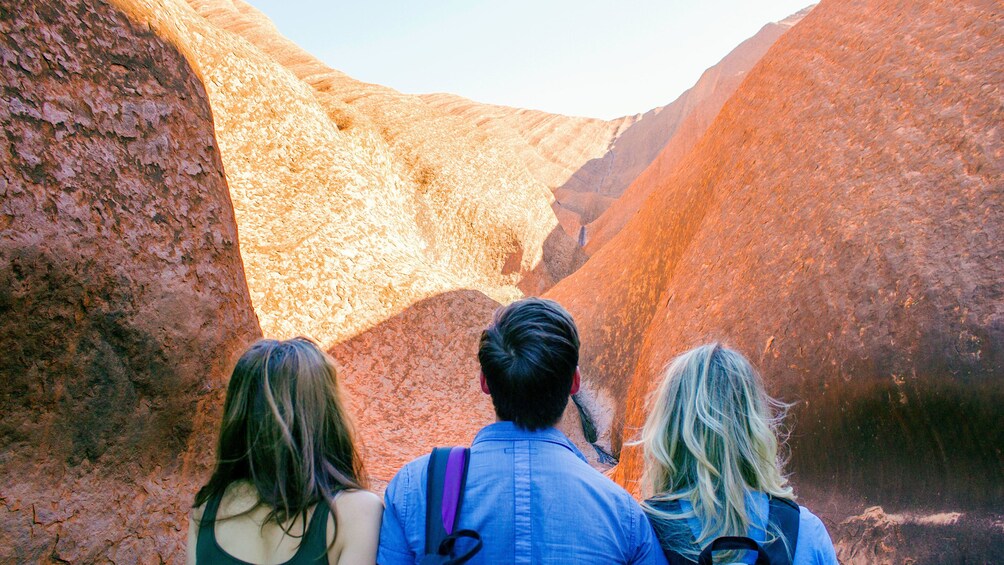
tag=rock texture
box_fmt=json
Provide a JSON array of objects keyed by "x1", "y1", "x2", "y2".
[
  {"x1": 184, "y1": 0, "x2": 586, "y2": 301},
  {"x1": 419, "y1": 94, "x2": 636, "y2": 237},
  {"x1": 329, "y1": 290, "x2": 499, "y2": 484},
  {"x1": 423, "y1": 8, "x2": 807, "y2": 246},
  {"x1": 0, "y1": 0, "x2": 260, "y2": 561},
  {"x1": 547, "y1": 0, "x2": 1002, "y2": 559},
  {"x1": 584, "y1": 7, "x2": 811, "y2": 253},
  {"x1": 153, "y1": 0, "x2": 594, "y2": 483},
  {"x1": 4, "y1": 0, "x2": 1000, "y2": 561}
]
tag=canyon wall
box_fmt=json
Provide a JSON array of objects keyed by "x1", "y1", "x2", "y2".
[
  {"x1": 3, "y1": 0, "x2": 1001, "y2": 561},
  {"x1": 423, "y1": 10, "x2": 808, "y2": 245},
  {"x1": 584, "y1": 7, "x2": 811, "y2": 253},
  {"x1": 548, "y1": 0, "x2": 1002, "y2": 561},
  {"x1": 417, "y1": 94, "x2": 635, "y2": 238},
  {"x1": 183, "y1": 0, "x2": 585, "y2": 300},
  {"x1": 0, "y1": 0, "x2": 261, "y2": 561}
]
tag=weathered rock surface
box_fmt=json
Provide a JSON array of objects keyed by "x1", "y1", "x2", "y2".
[
  {"x1": 0, "y1": 0, "x2": 261, "y2": 561},
  {"x1": 584, "y1": 7, "x2": 811, "y2": 253},
  {"x1": 419, "y1": 94, "x2": 636, "y2": 237},
  {"x1": 184, "y1": 0, "x2": 586, "y2": 301},
  {"x1": 548, "y1": 0, "x2": 1002, "y2": 559},
  {"x1": 330, "y1": 290, "x2": 499, "y2": 484},
  {"x1": 153, "y1": 0, "x2": 594, "y2": 482}
]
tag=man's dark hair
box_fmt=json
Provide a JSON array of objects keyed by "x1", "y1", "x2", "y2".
[{"x1": 478, "y1": 297, "x2": 580, "y2": 430}]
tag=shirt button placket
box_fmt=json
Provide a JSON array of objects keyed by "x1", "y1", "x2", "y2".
[{"x1": 513, "y1": 439, "x2": 532, "y2": 564}]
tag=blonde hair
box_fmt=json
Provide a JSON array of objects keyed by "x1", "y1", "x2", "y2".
[{"x1": 640, "y1": 343, "x2": 793, "y2": 556}]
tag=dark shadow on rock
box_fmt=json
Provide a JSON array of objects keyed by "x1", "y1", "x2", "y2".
[
  {"x1": 328, "y1": 289, "x2": 502, "y2": 484},
  {"x1": 0, "y1": 249, "x2": 192, "y2": 465},
  {"x1": 782, "y1": 321, "x2": 1004, "y2": 512},
  {"x1": 518, "y1": 225, "x2": 588, "y2": 296}
]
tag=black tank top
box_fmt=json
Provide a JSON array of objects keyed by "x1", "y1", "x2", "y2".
[{"x1": 196, "y1": 492, "x2": 331, "y2": 565}]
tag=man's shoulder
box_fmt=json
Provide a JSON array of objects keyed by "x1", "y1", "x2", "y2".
[
  {"x1": 539, "y1": 454, "x2": 646, "y2": 514},
  {"x1": 386, "y1": 453, "x2": 431, "y2": 493}
]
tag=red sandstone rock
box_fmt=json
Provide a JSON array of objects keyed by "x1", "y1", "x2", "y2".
[
  {"x1": 150, "y1": 0, "x2": 591, "y2": 483},
  {"x1": 584, "y1": 7, "x2": 810, "y2": 253},
  {"x1": 0, "y1": 0, "x2": 260, "y2": 561},
  {"x1": 5, "y1": 0, "x2": 1000, "y2": 561},
  {"x1": 549, "y1": 0, "x2": 1002, "y2": 559}
]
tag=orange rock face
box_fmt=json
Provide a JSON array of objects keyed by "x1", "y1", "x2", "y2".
[
  {"x1": 584, "y1": 7, "x2": 810, "y2": 253},
  {"x1": 0, "y1": 0, "x2": 260, "y2": 561},
  {"x1": 163, "y1": 0, "x2": 590, "y2": 478},
  {"x1": 419, "y1": 94, "x2": 636, "y2": 237},
  {"x1": 3, "y1": 0, "x2": 1001, "y2": 561},
  {"x1": 549, "y1": 0, "x2": 1002, "y2": 560}
]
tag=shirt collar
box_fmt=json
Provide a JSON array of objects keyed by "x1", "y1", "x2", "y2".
[{"x1": 472, "y1": 421, "x2": 589, "y2": 463}]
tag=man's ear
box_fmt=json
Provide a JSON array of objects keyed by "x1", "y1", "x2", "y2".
[
  {"x1": 570, "y1": 367, "x2": 580, "y2": 395},
  {"x1": 480, "y1": 371, "x2": 491, "y2": 395}
]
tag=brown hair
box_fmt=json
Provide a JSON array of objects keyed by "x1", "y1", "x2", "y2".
[{"x1": 194, "y1": 337, "x2": 366, "y2": 534}]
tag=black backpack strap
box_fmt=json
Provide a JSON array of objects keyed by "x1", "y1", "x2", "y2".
[
  {"x1": 646, "y1": 498, "x2": 700, "y2": 565},
  {"x1": 698, "y1": 537, "x2": 770, "y2": 565},
  {"x1": 764, "y1": 496, "x2": 800, "y2": 565},
  {"x1": 423, "y1": 447, "x2": 477, "y2": 564}
]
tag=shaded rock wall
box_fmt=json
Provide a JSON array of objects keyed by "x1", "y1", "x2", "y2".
[
  {"x1": 329, "y1": 290, "x2": 500, "y2": 484},
  {"x1": 0, "y1": 0, "x2": 260, "y2": 561},
  {"x1": 547, "y1": 0, "x2": 1002, "y2": 559}
]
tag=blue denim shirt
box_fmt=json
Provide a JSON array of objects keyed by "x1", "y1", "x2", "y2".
[{"x1": 378, "y1": 422, "x2": 668, "y2": 565}]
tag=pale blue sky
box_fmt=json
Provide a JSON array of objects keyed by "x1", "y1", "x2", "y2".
[{"x1": 245, "y1": 1, "x2": 812, "y2": 119}]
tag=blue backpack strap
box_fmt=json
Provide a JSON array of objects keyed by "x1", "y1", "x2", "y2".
[{"x1": 764, "y1": 496, "x2": 800, "y2": 565}]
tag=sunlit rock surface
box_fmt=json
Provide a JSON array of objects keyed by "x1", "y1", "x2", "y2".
[
  {"x1": 548, "y1": 0, "x2": 1002, "y2": 561},
  {"x1": 584, "y1": 7, "x2": 811, "y2": 253},
  {"x1": 184, "y1": 0, "x2": 586, "y2": 302},
  {"x1": 419, "y1": 94, "x2": 636, "y2": 237},
  {"x1": 167, "y1": 0, "x2": 594, "y2": 480},
  {"x1": 0, "y1": 0, "x2": 260, "y2": 561},
  {"x1": 2, "y1": 0, "x2": 1000, "y2": 561}
]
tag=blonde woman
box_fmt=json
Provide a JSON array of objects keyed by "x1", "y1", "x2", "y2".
[
  {"x1": 187, "y1": 338, "x2": 382, "y2": 564},
  {"x1": 640, "y1": 343, "x2": 837, "y2": 565}
]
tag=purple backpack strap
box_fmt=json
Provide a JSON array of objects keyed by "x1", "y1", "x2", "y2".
[
  {"x1": 440, "y1": 447, "x2": 468, "y2": 534},
  {"x1": 424, "y1": 447, "x2": 472, "y2": 556}
]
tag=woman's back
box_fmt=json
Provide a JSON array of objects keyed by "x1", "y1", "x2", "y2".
[
  {"x1": 187, "y1": 338, "x2": 381, "y2": 564},
  {"x1": 639, "y1": 343, "x2": 837, "y2": 565},
  {"x1": 646, "y1": 491, "x2": 835, "y2": 565},
  {"x1": 190, "y1": 481, "x2": 381, "y2": 565}
]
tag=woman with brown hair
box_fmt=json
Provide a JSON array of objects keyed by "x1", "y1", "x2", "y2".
[{"x1": 187, "y1": 337, "x2": 381, "y2": 564}]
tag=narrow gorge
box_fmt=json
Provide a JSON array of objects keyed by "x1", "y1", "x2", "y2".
[{"x1": 1, "y1": 0, "x2": 1001, "y2": 562}]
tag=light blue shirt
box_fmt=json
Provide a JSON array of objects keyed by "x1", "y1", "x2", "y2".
[
  {"x1": 378, "y1": 422, "x2": 668, "y2": 565},
  {"x1": 677, "y1": 492, "x2": 838, "y2": 565}
]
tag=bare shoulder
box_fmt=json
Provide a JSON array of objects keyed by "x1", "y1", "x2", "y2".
[
  {"x1": 335, "y1": 489, "x2": 383, "y2": 516},
  {"x1": 190, "y1": 502, "x2": 206, "y2": 523},
  {"x1": 327, "y1": 490, "x2": 382, "y2": 564}
]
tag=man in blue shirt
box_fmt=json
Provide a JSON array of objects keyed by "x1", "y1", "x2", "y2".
[{"x1": 378, "y1": 298, "x2": 668, "y2": 564}]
